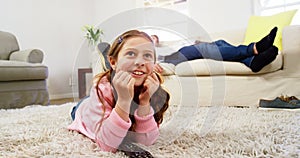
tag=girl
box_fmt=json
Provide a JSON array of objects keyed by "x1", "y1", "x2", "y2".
[{"x1": 68, "y1": 30, "x2": 170, "y2": 154}]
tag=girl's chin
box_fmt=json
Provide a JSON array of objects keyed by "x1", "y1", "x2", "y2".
[
  {"x1": 133, "y1": 79, "x2": 145, "y2": 86},
  {"x1": 134, "y1": 81, "x2": 144, "y2": 86}
]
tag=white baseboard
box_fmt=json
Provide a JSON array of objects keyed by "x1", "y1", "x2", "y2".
[{"x1": 49, "y1": 92, "x2": 78, "y2": 100}]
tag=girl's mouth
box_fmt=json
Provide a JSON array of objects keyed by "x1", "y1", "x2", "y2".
[{"x1": 131, "y1": 70, "x2": 145, "y2": 76}]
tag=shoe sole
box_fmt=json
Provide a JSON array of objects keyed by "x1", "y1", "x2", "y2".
[{"x1": 258, "y1": 107, "x2": 300, "y2": 111}]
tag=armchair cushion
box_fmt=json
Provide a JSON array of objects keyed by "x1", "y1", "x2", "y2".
[
  {"x1": 0, "y1": 60, "x2": 48, "y2": 81},
  {"x1": 9, "y1": 49, "x2": 44, "y2": 63}
]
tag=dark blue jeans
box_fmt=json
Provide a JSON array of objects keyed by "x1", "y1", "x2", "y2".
[
  {"x1": 164, "y1": 40, "x2": 254, "y2": 67},
  {"x1": 71, "y1": 96, "x2": 89, "y2": 120}
]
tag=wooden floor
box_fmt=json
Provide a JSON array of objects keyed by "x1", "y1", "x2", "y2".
[{"x1": 50, "y1": 98, "x2": 79, "y2": 105}]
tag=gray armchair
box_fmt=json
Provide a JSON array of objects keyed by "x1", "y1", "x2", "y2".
[{"x1": 0, "y1": 31, "x2": 49, "y2": 109}]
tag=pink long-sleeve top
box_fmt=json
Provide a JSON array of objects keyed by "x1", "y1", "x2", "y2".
[{"x1": 68, "y1": 76, "x2": 159, "y2": 152}]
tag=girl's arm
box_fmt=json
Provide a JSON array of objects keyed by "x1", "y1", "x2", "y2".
[
  {"x1": 95, "y1": 108, "x2": 132, "y2": 152},
  {"x1": 132, "y1": 107, "x2": 160, "y2": 146},
  {"x1": 132, "y1": 73, "x2": 161, "y2": 145},
  {"x1": 92, "y1": 82, "x2": 132, "y2": 152}
]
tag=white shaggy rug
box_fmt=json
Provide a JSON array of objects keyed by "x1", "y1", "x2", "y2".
[{"x1": 1, "y1": 102, "x2": 299, "y2": 158}]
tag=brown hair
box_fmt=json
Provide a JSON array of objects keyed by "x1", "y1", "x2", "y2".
[
  {"x1": 94, "y1": 30, "x2": 170, "y2": 131},
  {"x1": 151, "y1": 34, "x2": 159, "y2": 44}
]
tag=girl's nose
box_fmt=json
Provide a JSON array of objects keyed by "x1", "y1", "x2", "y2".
[
  {"x1": 134, "y1": 60, "x2": 145, "y2": 66},
  {"x1": 134, "y1": 56, "x2": 148, "y2": 66}
]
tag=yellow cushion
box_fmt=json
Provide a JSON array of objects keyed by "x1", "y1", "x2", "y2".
[{"x1": 244, "y1": 9, "x2": 297, "y2": 51}]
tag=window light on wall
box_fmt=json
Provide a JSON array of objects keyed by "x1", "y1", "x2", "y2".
[
  {"x1": 144, "y1": 0, "x2": 186, "y2": 7},
  {"x1": 143, "y1": 0, "x2": 188, "y2": 15},
  {"x1": 256, "y1": 0, "x2": 300, "y2": 24}
]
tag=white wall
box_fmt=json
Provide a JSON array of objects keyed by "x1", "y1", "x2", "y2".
[
  {"x1": 0, "y1": 0, "x2": 96, "y2": 99},
  {"x1": 188, "y1": 0, "x2": 253, "y2": 33},
  {"x1": 0, "y1": 0, "x2": 253, "y2": 100},
  {"x1": 94, "y1": 0, "x2": 136, "y2": 25},
  {"x1": 0, "y1": 0, "x2": 136, "y2": 99}
]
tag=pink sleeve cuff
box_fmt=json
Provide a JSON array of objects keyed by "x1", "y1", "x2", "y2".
[
  {"x1": 134, "y1": 107, "x2": 158, "y2": 133},
  {"x1": 105, "y1": 108, "x2": 132, "y2": 137},
  {"x1": 95, "y1": 109, "x2": 132, "y2": 149}
]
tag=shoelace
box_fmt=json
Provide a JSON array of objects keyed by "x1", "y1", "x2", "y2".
[{"x1": 278, "y1": 95, "x2": 299, "y2": 105}]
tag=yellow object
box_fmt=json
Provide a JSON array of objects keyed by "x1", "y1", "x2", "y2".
[{"x1": 244, "y1": 9, "x2": 297, "y2": 51}]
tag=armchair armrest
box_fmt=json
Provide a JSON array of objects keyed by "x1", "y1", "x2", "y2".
[
  {"x1": 9, "y1": 49, "x2": 44, "y2": 63},
  {"x1": 281, "y1": 25, "x2": 300, "y2": 77},
  {"x1": 282, "y1": 25, "x2": 300, "y2": 51}
]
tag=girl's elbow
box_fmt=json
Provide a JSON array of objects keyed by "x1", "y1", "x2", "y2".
[
  {"x1": 136, "y1": 129, "x2": 160, "y2": 146},
  {"x1": 97, "y1": 141, "x2": 118, "y2": 153}
]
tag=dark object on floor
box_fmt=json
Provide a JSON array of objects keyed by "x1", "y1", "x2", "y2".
[
  {"x1": 118, "y1": 140, "x2": 154, "y2": 158},
  {"x1": 259, "y1": 95, "x2": 300, "y2": 110}
]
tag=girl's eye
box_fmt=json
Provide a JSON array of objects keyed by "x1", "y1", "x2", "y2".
[
  {"x1": 144, "y1": 53, "x2": 154, "y2": 60},
  {"x1": 126, "y1": 51, "x2": 136, "y2": 57}
]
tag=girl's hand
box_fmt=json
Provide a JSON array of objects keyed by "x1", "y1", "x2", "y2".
[
  {"x1": 139, "y1": 72, "x2": 160, "y2": 106},
  {"x1": 153, "y1": 63, "x2": 163, "y2": 74},
  {"x1": 113, "y1": 70, "x2": 135, "y2": 102},
  {"x1": 112, "y1": 71, "x2": 135, "y2": 114}
]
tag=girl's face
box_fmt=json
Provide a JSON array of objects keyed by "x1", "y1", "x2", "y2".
[{"x1": 110, "y1": 36, "x2": 155, "y2": 86}]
